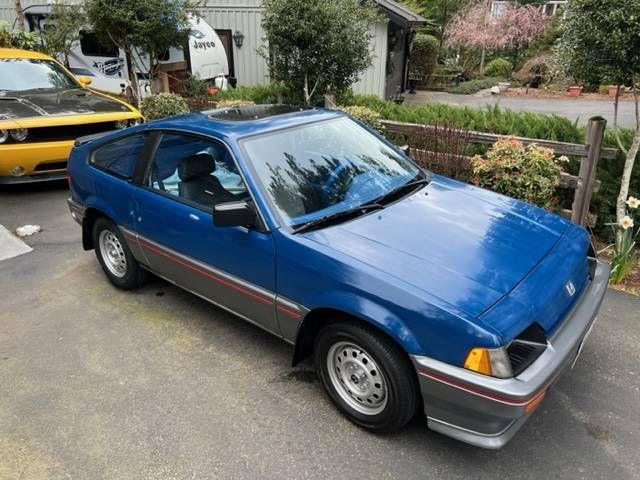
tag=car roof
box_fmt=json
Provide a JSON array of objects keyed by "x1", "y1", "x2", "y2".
[
  {"x1": 0, "y1": 48, "x2": 54, "y2": 60},
  {"x1": 144, "y1": 105, "x2": 346, "y2": 140}
]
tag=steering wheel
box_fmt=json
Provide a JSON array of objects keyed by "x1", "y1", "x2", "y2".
[{"x1": 322, "y1": 162, "x2": 351, "y2": 199}]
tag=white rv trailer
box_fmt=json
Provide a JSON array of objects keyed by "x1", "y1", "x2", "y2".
[{"x1": 22, "y1": 8, "x2": 229, "y2": 96}]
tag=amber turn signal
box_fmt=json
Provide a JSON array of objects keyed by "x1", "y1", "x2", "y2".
[
  {"x1": 524, "y1": 390, "x2": 546, "y2": 413},
  {"x1": 464, "y1": 348, "x2": 493, "y2": 376}
]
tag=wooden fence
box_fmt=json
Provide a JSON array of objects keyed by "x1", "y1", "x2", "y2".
[{"x1": 380, "y1": 117, "x2": 617, "y2": 226}]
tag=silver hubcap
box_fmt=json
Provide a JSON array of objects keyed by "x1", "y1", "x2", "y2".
[
  {"x1": 99, "y1": 230, "x2": 127, "y2": 278},
  {"x1": 327, "y1": 341, "x2": 388, "y2": 415}
]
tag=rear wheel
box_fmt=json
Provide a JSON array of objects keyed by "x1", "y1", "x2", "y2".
[
  {"x1": 314, "y1": 321, "x2": 418, "y2": 432},
  {"x1": 93, "y1": 218, "x2": 146, "y2": 289}
]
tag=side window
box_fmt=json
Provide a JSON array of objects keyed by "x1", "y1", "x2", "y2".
[
  {"x1": 79, "y1": 30, "x2": 119, "y2": 58},
  {"x1": 91, "y1": 133, "x2": 147, "y2": 179},
  {"x1": 147, "y1": 133, "x2": 247, "y2": 211}
]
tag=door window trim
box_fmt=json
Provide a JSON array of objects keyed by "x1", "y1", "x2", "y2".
[{"x1": 138, "y1": 128, "x2": 270, "y2": 232}]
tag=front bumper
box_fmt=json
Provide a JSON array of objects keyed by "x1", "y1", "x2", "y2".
[
  {"x1": 0, "y1": 140, "x2": 74, "y2": 183},
  {"x1": 411, "y1": 259, "x2": 610, "y2": 449}
]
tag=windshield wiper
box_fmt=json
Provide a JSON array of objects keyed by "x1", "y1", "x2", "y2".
[
  {"x1": 292, "y1": 203, "x2": 384, "y2": 234},
  {"x1": 371, "y1": 172, "x2": 431, "y2": 206}
]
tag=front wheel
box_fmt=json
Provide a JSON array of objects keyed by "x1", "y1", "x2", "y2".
[
  {"x1": 93, "y1": 218, "x2": 146, "y2": 289},
  {"x1": 314, "y1": 321, "x2": 419, "y2": 432}
]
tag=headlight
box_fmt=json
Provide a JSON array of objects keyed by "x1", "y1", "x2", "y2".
[
  {"x1": 0, "y1": 130, "x2": 8, "y2": 144},
  {"x1": 464, "y1": 347, "x2": 513, "y2": 378},
  {"x1": 10, "y1": 128, "x2": 28, "y2": 142},
  {"x1": 114, "y1": 120, "x2": 128, "y2": 129}
]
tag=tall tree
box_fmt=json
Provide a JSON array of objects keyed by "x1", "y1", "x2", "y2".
[
  {"x1": 85, "y1": 0, "x2": 195, "y2": 106},
  {"x1": 557, "y1": 0, "x2": 640, "y2": 247},
  {"x1": 445, "y1": 1, "x2": 548, "y2": 71},
  {"x1": 41, "y1": 2, "x2": 86, "y2": 68},
  {"x1": 14, "y1": 0, "x2": 24, "y2": 30},
  {"x1": 260, "y1": 0, "x2": 380, "y2": 105},
  {"x1": 401, "y1": 0, "x2": 467, "y2": 46}
]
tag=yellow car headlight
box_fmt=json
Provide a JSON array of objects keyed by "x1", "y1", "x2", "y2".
[{"x1": 0, "y1": 129, "x2": 8, "y2": 144}]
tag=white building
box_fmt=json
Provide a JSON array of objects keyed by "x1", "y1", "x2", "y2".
[{"x1": 0, "y1": 0, "x2": 425, "y2": 99}]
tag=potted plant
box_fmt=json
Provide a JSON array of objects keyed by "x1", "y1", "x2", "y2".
[
  {"x1": 608, "y1": 85, "x2": 621, "y2": 97},
  {"x1": 568, "y1": 85, "x2": 583, "y2": 97}
]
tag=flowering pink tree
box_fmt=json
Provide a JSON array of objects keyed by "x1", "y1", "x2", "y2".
[{"x1": 445, "y1": 1, "x2": 548, "y2": 71}]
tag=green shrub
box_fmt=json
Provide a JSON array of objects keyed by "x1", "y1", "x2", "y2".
[
  {"x1": 446, "y1": 77, "x2": 506, "y2": 94},
  {"x1": 408, "y1": 34, "x2": 439, "y2": 81},
  {"x1": 338, "y1": 105, "x2": 384, "y2": 134},
  {"x1": 484, "y1": 58, "x2": 513, "y2": 78},
  {"x1": 181, "y1": 75, "x2": 210, "y2": 98},
  {"x1": 0, "y1": 20, "x2": 41, "y2": 50},
  {"x1": 141, "y1": 93, "x2": 190, "y2": 120},
  {"x1": 344, "y1": 94, "x2": 584, "y2": 142},
  {"x1": 469, "y1": 139, "x2": 566, "y2": 209}
]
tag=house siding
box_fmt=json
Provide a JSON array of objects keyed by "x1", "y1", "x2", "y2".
[{"x1": 353, "y1": 20, "x2": 388, "y2": 99}]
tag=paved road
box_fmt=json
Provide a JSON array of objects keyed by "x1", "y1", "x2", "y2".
[
  {"x1": 405, "y1": 90, "x2": 638, "y2": 128},
  {"x1": 1, "y1": 182, "x2": 639, "y2": 480}
]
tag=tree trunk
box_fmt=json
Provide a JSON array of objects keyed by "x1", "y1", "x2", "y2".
[
  {"x1": 14, "y1": 0, "x2": 25, "y2": 30},
  {"x1": 124, "y1": 47, "x2": 141, "y2": 108},
  {"x1": 616, "y1": 126, "x2": 640, "y2": 247},
  {"x1": 303, "y1": 74, "x2": 310, "y2": 105}
]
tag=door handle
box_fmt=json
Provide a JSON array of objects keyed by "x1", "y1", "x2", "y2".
[{"x1": 189, "y1": 213, "x2": 200, "y2": 221}]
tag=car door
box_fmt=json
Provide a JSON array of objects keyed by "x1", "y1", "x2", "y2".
[{"x1": 132, "y1": 131, "x2": 279, "y2": 335}]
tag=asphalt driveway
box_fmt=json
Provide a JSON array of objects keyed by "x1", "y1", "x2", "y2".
[{"x1": 1, "y1": 182, "x2": 639, "y2": 480}]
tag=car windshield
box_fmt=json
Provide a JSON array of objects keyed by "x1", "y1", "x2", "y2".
[
  {"x1": 241, "y1": 116, "x2": 422, "y2": 227},
  {"x1": 0, "y1": 58, "x2": 79, "y2": 92}
]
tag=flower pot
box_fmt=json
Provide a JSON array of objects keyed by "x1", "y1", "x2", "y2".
[
  {"x1": 608, "y1": 85, "x2": 621, "y2": 98},
  {"x1": 568, "y1": 85, "x2": 583, "y2": 97}
]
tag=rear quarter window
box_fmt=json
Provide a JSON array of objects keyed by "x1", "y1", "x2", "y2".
[{"x1": 91, "y1": 133, "x2": 147, "y2": 179}]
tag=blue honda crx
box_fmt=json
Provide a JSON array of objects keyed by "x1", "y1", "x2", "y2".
[{"x1": 67, "y1": 105, "x2": 609, "y2": 448}]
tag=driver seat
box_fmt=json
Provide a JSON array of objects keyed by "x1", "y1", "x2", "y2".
[{"x1": 178, "y1": 153, "x2": 234, "y2": 208}]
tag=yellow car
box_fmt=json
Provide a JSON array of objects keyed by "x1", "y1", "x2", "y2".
[{"x1": 0, "y1": 48, "x2": 142, "y2": 184}]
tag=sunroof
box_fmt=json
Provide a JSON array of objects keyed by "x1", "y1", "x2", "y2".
[{"x1": 206, "y1": 104, "x2": 312, "y2": 122}]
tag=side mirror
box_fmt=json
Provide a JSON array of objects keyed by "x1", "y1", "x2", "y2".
[
  {"x1": 77, "y1": 75, "x2": 92, "y2": 86},
  {"x1": 213, "y1": 200, "x2": 258, "y2": 228},
  {"x1": 399, "y1": 144, "x2": 410, "y2": 154}
]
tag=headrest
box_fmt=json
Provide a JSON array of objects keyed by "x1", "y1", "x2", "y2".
[{"x1": 178, "y1": 153, "x2": 215, "y2": 181}]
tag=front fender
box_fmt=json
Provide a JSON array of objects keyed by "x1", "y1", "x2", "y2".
[{"x1": 300, "y1": 290, "x2": 423, "y2": 355}]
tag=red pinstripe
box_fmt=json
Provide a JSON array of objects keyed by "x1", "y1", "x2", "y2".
[
  {"x1": 418, "y1": 369, "x2": 544, "y2": 406},
  {"x1": 124, "y1": 232, "x2": 304, "y2": 320}
]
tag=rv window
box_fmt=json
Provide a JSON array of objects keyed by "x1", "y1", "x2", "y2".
[{"x1": 79, "y1": 31, "x2": 118, "y2": 58}]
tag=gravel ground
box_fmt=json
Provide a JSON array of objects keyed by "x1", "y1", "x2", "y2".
[{"x1": 1, "y1": 181, "x2": 639, "y2": 480}]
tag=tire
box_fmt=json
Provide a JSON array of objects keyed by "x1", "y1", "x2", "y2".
[
  {"x1": 93, "y1": 217, "x2": 146, "y2": 290},
  {"x1": 314, "y1": 321, "x2": 419, "y2": 432}
]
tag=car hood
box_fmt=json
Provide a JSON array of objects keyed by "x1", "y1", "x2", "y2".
[
  {"x1": 305, "y1": 175, "x2": 570, "y2": 319},
  {"x1": 0, "y1": 88, "x2": 132, "y2": 125}
]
